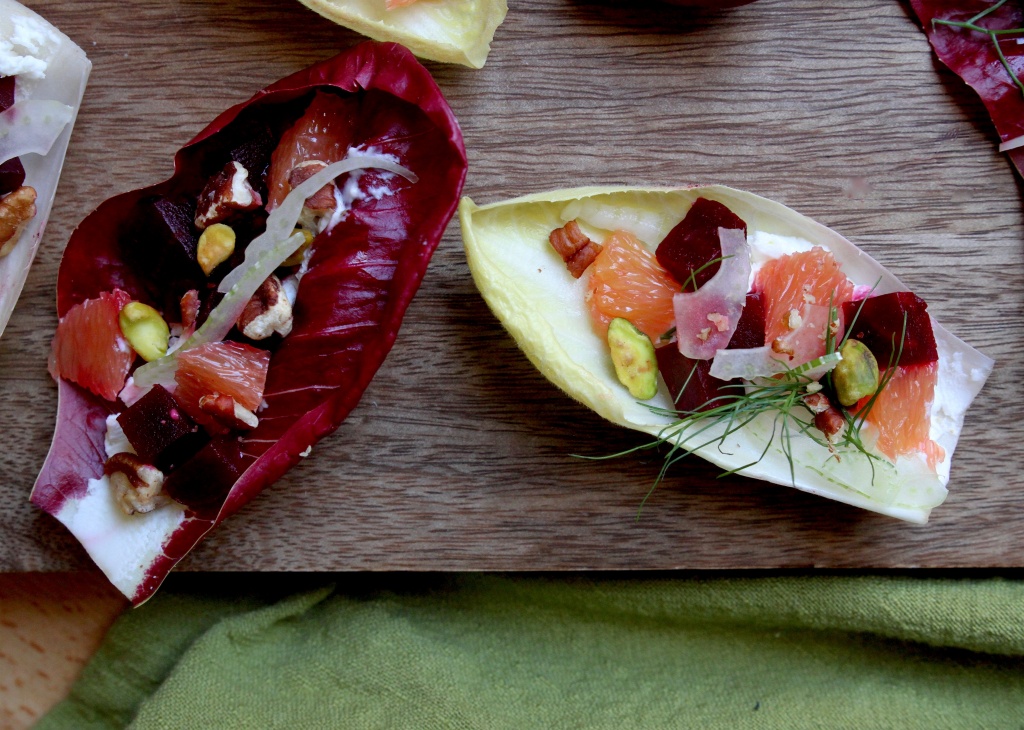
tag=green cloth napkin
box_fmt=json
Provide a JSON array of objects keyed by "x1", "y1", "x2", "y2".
[{"x1": 38, "y1": 574, "x2": 1024, "y2": 729}]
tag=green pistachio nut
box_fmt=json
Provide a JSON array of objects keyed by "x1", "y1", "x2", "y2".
[
  {"x1": 607, "y1": 318, "x2": 659, "y2": 400},
  {"x1": 834, "y1": 339, "x2": 879, "y2": 407},
  {"x1": 119, "y1": 301, "x2": 170, "y2": 362}
]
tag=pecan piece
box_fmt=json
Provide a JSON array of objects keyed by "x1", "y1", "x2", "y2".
[
  {"x1": 804, "y1": 391, "x2": 845, "y2": 443},
  {"x1": 288, "y1": 160, "x2": 338, "y2": 214},
  {"x1": 104, "y1": 452, "x2": 170, "y2": 515},
  {"x1": 199, "y1": 393, "x2": 259, "y2": 431},
  {"x1": 194, "y1": 161, "x2": 262, "y2": 229},
  {"x1": 237, "y1": 274, "x2": 293, "y2": 340},
  {"x1": 548, "y1": 220, "x2": 602, "y2": 278},
  {"x1": 0, "y1": 186, "x2": 37, "y2": 257}
]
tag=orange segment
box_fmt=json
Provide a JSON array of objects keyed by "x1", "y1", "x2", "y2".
[
  {"x1": 755, "y1": 246, "x2": 855, "y2": 359},
  {"x1": 48, "y1": 290, "x2": 134, "y2": 401},
  {"x1": 266, "y1": 91, "x2": 358, "y2": 211},
  {"x1": 858, "y1": 362, "x2": 944, "y2": 471},
  {"x1": 586, "y1": 230, "x2": 680, "y2": 341}
]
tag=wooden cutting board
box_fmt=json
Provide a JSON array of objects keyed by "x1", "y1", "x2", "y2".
[{"x1": 1, "y1": 0, "x2": 1020, "y2": 578}]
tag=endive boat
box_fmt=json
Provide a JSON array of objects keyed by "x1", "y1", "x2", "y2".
[{"x1": 460, "y1": 186, "x2": 993, "y2": 524}]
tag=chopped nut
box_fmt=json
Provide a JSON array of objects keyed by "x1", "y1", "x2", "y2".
[
  {"x1": 0, "y1": 186, "x2": 37, "y2": 256},
  {"x1": 706, "y1": 312, "x2": 730, "y2": 332},
  {"x1": 119, "y1": 301, "x2": 170, "y2": 362},
  {"x1": 771, "y1": 338, "x2": 795, "y2": 358},
  {"x1": 548, "y1": 220, "x2": 602, "y2": 278},
  {"x1": 104, "y1": 452, "x2": 170, "y2": 515},
  {"x1": 194, "y1": 161, "x2": 262, "y2": 229},
  {"x1": 697, "y1": 327, "x2": 712, "y2": 342},
  {"x1": 237, "y1": 274, "x2": 293, "y2": 339},
  {"x1": 803, "y1": 391, "x2": 844, "y2": 445},
  {"x1": 289, "y1": 160, "x2": 339, "y2": 217},
  {"x1": 180, "y1": 289, "x2": 200, "y2": 331},
  {"x1": 786, "y1": 308, "x2": 802, "y2": 330},
  {"x1": 197, "y1": 223, "x2": 236, "y2": 275},
  {"x1": 199, "y1": 393, "x2": 259, "y2": 430}
]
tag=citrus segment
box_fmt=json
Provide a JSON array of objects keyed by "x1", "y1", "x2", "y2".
[
  {"x1": 48, "y1": 289, "x2": 134, "y2": 401},
  {"x1": 586, "y1": 230, "x2": 680, "y2": 341},
  {"x1": 174, "y1": 342, "x2": 271, "y2": 425},
  {"x1": 266, "y1": 91, "x2": 359, "y2": 211},
  {"x1": 859, "y1": 362, "x2": 944, "y2": 470},
  {"x1": 755, "y1": 247, "x2": 854, "y2": 362}
]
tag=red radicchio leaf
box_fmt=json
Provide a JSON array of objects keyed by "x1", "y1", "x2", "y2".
[
  {"x1": 909, "y1": 1, "x2": 1024, "y2": 176},
  {"x1": 32, "y1": 42, "x2": 467, "y2": 604}
]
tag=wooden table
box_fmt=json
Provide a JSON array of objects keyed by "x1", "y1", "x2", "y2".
[{"x1": 2, "y1": 0, "x2": 1021, "y2": 581}]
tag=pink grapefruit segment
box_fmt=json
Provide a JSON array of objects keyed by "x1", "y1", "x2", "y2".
[
  {"x1": 755, "y1": 247, "x2": 855, "y2": 364},
  {"x1": 266, "y1": 91, "x2": 359, "y2": 211},
  {"x1": 858, "y1": 362, "x2": 944, "y2": 471},
  {"x1": 48, "y1": 289, "x2": 134, "y2": 401},
  {"x1": 174, "y1": 342, "x2": 271, "y2": 426}
]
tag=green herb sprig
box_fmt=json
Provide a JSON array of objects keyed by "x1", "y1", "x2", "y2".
[
  {"x1": 586, "y1": 284, "x2": 908, "y2": 516},
  {"x1": 933, "y1": 0, "x2": 1024, "y2": 99}
]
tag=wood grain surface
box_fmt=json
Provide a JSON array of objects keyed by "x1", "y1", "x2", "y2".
[
  {"x1": 0, "y1": 572, "x2": 125, "y2": 729},
  {"x1": 1, "y1": 0, "x2": 1021, "y2": 577}
]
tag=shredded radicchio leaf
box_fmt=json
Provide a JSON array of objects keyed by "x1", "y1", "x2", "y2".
[{"x1": 32, "y1": 42, "x2": 467, "y2": 604}]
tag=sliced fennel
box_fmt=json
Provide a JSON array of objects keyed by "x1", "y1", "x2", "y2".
[
  {"x1": 132, "y1": 155, "x2": 416, "y2": 390},
  {"x1": 0, "y1": 99, "x2": 73, "y2": 162}
]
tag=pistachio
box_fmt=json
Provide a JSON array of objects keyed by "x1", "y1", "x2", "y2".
[
  {"x1": 607, "y1": 318, "x2": 658, "y2": 400},
  {"x1": 281, "y1": 227, "x2": 314, "y2": 267},
  {"x1": 834, "y1": 339, "x2": 879, "y2": 407},
  {"x1": 119, "y1": 301, "x2": 170, "y2": 362},
  {"x1": 197, "y1": 223, "x2": 236, "y2": 276}
]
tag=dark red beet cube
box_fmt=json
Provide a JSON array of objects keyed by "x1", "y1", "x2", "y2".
[
  {"x1": 657, "y1": 346, "x2": 739, "y2": 413},
  {"x1": 726, "y1": 292, "x2": 766, "y2": 350},
  {"x1": 0, "y1": 75, "x2": 14, "y2": 111},
  {"x1": 0, "y1": 157, "x2": 25, "y2": 196},
  {"x1": 656, "y1": 292, "x2": 766, "y2": 412},
  {"x1": 163, "y1": 436, "x2": 244, "y2": 516},
  {"x1": 117, "y1": 385, "x2": 207, "y2": 471},
  {"x1": 656, "y1": 197, "x2": 748, "y2": 290},
  {"x1": 841, "y1": 291, "x2": 938, "y2": 368},
  {"x1": 0, "y1": 76, "x2": 23, "y2": 196}
]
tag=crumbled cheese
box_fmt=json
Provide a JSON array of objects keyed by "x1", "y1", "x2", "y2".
[
  {"x1": 104, "y1": 414, "x2": 136, "y2": 458},
  {"x1": 0, "y1": 14, "x2": 60, "y2": 80}
]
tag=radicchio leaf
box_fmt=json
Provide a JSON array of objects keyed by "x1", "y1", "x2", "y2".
[
  {"x1": 909, "y1": 0, "x2": 1024, "y2": 178},
  {"x1": 32, "y1": 42, "x2": 467, "y2": 604}
]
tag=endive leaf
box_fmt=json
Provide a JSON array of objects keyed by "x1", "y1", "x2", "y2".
[
  {"x1": 459, "y1": 186, "x2": 994, "y2": 524},
  {"x1": 298, "y1": 0, "x2": 508, "y2": 69}
]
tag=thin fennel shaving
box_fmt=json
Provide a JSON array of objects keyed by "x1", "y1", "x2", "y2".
[{"x1": 132, "y1": 155, "x2": 417, "y2": 390}]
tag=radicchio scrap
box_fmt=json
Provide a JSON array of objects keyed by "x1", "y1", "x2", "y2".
[
  {"x1": 909, "y1": 0, "x2": 1024, "y2": 177},
  {"x1": 32, "y1": 42, "x2": 467, "y2": 604}
]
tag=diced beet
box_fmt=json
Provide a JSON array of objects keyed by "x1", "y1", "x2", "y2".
[
  {"x1": 116, "y1": 385, "x2": 208, "y2": 471},
  {"x1": 656, "y1": 197, "x2": 748, "y2": 290},
  {"x1": 656, "y1": 292, "x2": 765, "y2": 412},
  {"x1": 163, "y1": 436, "x2": 244, "y2": 515},
  {"x1": 726, "y1": 291, "x2": 766, "y2": 350},
  {"x1": 0, "y1": 76, "x2": 23, "y2": 195},
  {"x1": 0, "y1": 76, "x2": 14, "y2": 111},
  {"x1": 841, "y1": 291, "x2": 938, "y2": 368},
  {"x1": 657, "y1": 345, "x2": 736, "y2": 413},
  {"x1": 0, "y1": 157, "x2": 25, "y2": 196},
  {"x1": 121, "y1": 195, "x2": 205, "y2": 311}
]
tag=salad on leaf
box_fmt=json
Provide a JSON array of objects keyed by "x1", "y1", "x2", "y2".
[
  {"x1": 32, "y1": 42, "x2": 467, "y2": 604},
  {"x1": 460, "y1": 187, "x2": 993, "y2": 523},
  {"x1": 0, "y1": 0, "x2": 89, "y2": 338}
]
